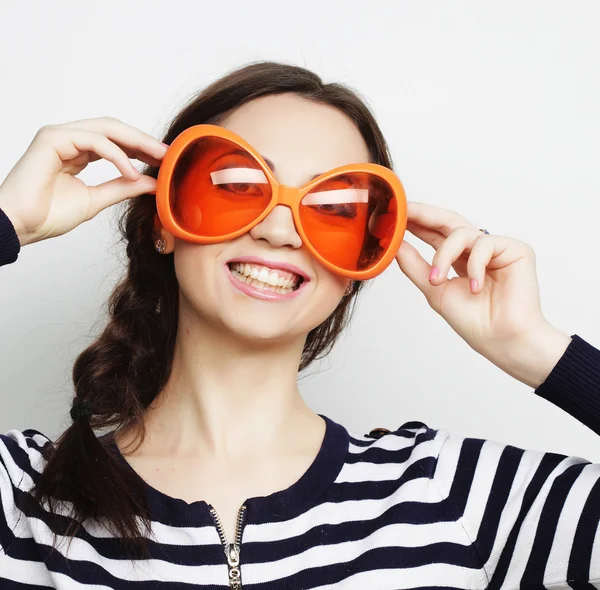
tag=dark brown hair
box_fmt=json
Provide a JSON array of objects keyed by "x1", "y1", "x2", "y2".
[{"x1": 29, "y1": 61, "x2": 394, "y2": 557}]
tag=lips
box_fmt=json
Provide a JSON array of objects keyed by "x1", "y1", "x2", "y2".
[
  {"x1": 228, "y1": 261, "x2": 301, "y2": 292},
  {"x1": 225, "y1": 265, "x2": 309, "y2": 301},
  {"x1": 225, "y1": 256, "x2": 310, "y2": 284},
  {"x1": 224, "y1": 255, "x2": 311, "y2": 301}
]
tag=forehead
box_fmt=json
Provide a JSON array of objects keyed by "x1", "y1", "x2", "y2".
[{"x1": 219, "y1": 93, "x2": 371, "y2": 183}]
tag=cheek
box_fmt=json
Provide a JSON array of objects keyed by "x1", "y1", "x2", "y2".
[
  {"x1": 172, "y1": 241, "x2": 223, "y2": 305},
  {"x1": 311, "y1": 265, "x2": 347, "y2": 313}
]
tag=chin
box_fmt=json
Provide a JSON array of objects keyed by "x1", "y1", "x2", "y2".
[
  {"x1": 176, "y1": 266, "x2": 346, "y2": 345},
  {"x1": 215, "y1": 295, "x2": 342, "y2": 345},
  {"x1": 220, "y1": 315, "x2": 308, "y2": 345}
]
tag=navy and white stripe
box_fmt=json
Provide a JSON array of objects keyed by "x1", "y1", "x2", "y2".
[{"x1": 1, "y1": 405, "x2": 599, "y2": 588}]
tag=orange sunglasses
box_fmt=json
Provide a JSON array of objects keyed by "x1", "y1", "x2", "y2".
[{"x1": 155, "y1": 124, "x2": 407, "y2": 280}]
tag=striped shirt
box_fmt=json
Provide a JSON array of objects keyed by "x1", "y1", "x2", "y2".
[{"x1": 1, "y1": 207, "x2": 600, "y2": 588}]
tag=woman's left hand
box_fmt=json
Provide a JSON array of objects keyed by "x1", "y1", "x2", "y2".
[{"x1": 395, "y1": 201, "x2": 572, "y2": 388}]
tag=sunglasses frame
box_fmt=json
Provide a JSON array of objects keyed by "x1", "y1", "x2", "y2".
[{"x1": 156, "y1": 124, "x2": 407, "y2": 280}]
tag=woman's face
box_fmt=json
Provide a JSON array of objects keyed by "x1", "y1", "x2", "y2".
[{"x1": 161, "y1": 93, "x2": 372, "y2": 343}]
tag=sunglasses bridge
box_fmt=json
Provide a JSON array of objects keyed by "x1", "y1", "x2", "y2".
[{"x1": 272, "y1": 184, "x2": 305, "y2": 207}]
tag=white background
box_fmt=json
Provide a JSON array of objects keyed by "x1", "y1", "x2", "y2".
[{"x1": 0, "y1": 1, "x2": 599, "y2": 461}]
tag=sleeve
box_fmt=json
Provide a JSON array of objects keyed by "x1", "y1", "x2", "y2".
[
  {"x1": 0, "y1": 430, "x2": 51, "y2": 554},
  {"x1": 0, "y1": 207, "x2": 21, "y2": 267},
  {"x1": 429, "y1": 335, "x2": 600, "y2": 588},
  {"x1": 535, "y1": 333, "x2": 600, "y2": 436}
]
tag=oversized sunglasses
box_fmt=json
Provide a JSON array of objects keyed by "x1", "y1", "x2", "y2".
[{"x1": 155, "y1": 125, "x2": 407, "y2": 279}]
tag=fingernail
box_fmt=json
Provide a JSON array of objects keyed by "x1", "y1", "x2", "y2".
[
  {"x1": 470, "y1": 279, "x2": 478, "y2": 293},
  {"x1": 429, "y1": 266, "x2": 439, "y2": 281}
]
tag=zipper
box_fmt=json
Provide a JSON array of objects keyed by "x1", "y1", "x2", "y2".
[{"x1": 208, "y1": 503, "x2": 247, "y2": 589}]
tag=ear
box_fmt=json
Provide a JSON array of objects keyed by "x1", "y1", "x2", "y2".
[{"x1": 153, "y1": 213, "x2": 175, "y2": 254}]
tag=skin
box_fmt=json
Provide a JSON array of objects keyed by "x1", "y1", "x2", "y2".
[
  {"x1": 124, "y1": 94, "x2": 572, "y2": 540},
  {"x1": 0, "y1": 96, "x2": 572, "y2": 542},
  {"x1": 118, "y1": 94, "x2": 371, "y2": 541}
]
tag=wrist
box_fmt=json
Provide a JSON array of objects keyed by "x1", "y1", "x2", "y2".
[
  {"x1": 500, "y1": 322, "x2": 572, "y2": 389},
  {"x1": 0, "y1": 203, "x2": 28, "y2": 246}
]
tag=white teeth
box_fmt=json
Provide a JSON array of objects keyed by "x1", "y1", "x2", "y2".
[
  {"x1": 228, "y1": 261, "x2": 303, "y2": 295},
  {"x1": 229, "y1": 268, "x2": 297, "y2": 294}
]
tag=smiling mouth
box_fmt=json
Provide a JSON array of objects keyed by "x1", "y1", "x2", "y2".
[{"x1": 227, "y1": 261, "x2": 305, "y2": 294}]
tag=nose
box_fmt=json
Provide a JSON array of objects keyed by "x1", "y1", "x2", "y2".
[{"x1": 249, "y1": 205, "x2": 302, "y2": 250}]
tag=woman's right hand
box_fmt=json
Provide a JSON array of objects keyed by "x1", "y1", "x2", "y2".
[{"x1": 0, "y1": 117, "x2": 168, "y2": 246}]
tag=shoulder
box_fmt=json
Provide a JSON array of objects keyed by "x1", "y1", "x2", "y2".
[
  {"x1": 344, "y1": 420, "x2": 570, "y2": 487},
  {"x1": 342, "y1": 421, "x2": 446, "y2": 479},
  {"x1": 0, "y1": 429, "x2": 53, "y2": 489},
  {"x1": 347, "y1": 420, "x2": 442, "y2": 454},
  {"x1": 363, "y1": 422, "x2": 595, "y2": 504}
]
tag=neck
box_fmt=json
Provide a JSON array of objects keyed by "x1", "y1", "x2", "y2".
[{"x1": 121, "y1": 303, "x2": 320, "y2": 460}]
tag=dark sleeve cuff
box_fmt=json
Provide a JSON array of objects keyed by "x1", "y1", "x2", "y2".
[
  {"x1": 534, "y1": 334, "x2": 600, "y2": 435},
  {"x1": 0, "y1": 207, "x2": 21, "y2": 266}
]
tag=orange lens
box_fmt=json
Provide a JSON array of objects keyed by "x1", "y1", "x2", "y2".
[
  {"x1": 299, "y1": 172, "x2": 397, "y2": 272},
  {"x1": 171, "y1": 136, "x2": 272, "y2": 237}
]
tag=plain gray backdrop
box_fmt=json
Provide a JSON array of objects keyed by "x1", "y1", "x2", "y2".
[{"x1": 1, "y1": 0, "x2": 599, "y2": 461}]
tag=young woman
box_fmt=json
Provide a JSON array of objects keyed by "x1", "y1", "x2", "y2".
[{"x1": 0, "y1": 62, "x2": 598, "y2": 589}]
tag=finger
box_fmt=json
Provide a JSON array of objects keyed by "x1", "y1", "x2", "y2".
[
  {"x1": 405, "y1": 219, "x2": 469, "y2": 277},
  {"x1": 406, "y1": 219, "x2": 446, "y2": 250},
  {"x1": 466, "y1": 235, "x2": 535, "y2": 292},
  {"x1": 407, "y1": 201, "x2": 477, "y2": 237},
  {"x1": 60, "y1": 117, "x2": 168, "y2": 163},
  {"x1": 61, "y1": 129, "x2": 142, "y2": 181},
  {"x1": 395, "y1": 240, "x2": 436, "y2": 301},
  {"x1": 465, "y1": 234, "x2": 497, "y2": 294},
  {"x1": 429, "y1": 226, "x2": 482, "y2": 284},
  {"x1": 87, "y1": 174, "x2": 157, "y2": 217},
  {"x1": 88, "y1": 147, "x2": 163, "y2": 169},
  {"x1": 125, "y1": 150, "x2": 163, "y2": 169},
  {"x1": 35, "y1": 127, "x2": 141, "y2": 181}
]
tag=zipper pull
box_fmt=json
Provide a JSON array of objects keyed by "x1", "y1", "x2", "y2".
[
  {"x1": 226, "y1": 543, "x2": 241, "y2": 588},
  {"x1": 227, "y1": 543, "x2": 240, "y2": 567}
]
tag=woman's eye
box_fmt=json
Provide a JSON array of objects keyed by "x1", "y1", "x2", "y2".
[
  {"x1": 302, "y1": 187, "x2": 367, "y2": 218},
  {"x1": 218, "y1": 182, "x2": 263, "y2": 196},
  {"x1": 226, "y1": 182, "x2": 251, "y2": 192},
  {"x1": 210, "y1": 167, "x2": 267, "y2": 197},
  {"x1": 313, "y1": 203, "x2": 358, "y2": 218}
]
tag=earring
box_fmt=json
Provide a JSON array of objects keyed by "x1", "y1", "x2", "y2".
[
  {"x1": 155, "y1": 237, "x2": 167, "y2": 253},
  {"x1": 344, "y1": 281, "x2": 356, "y2": 296}
]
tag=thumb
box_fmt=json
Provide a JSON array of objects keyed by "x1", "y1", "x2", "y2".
[
  {"x1": 395, "y1": 240, "x2": 435, "y2": 299},
  {"x1": 88, "y1": 174, "x2": 158, "y2": 217}
]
